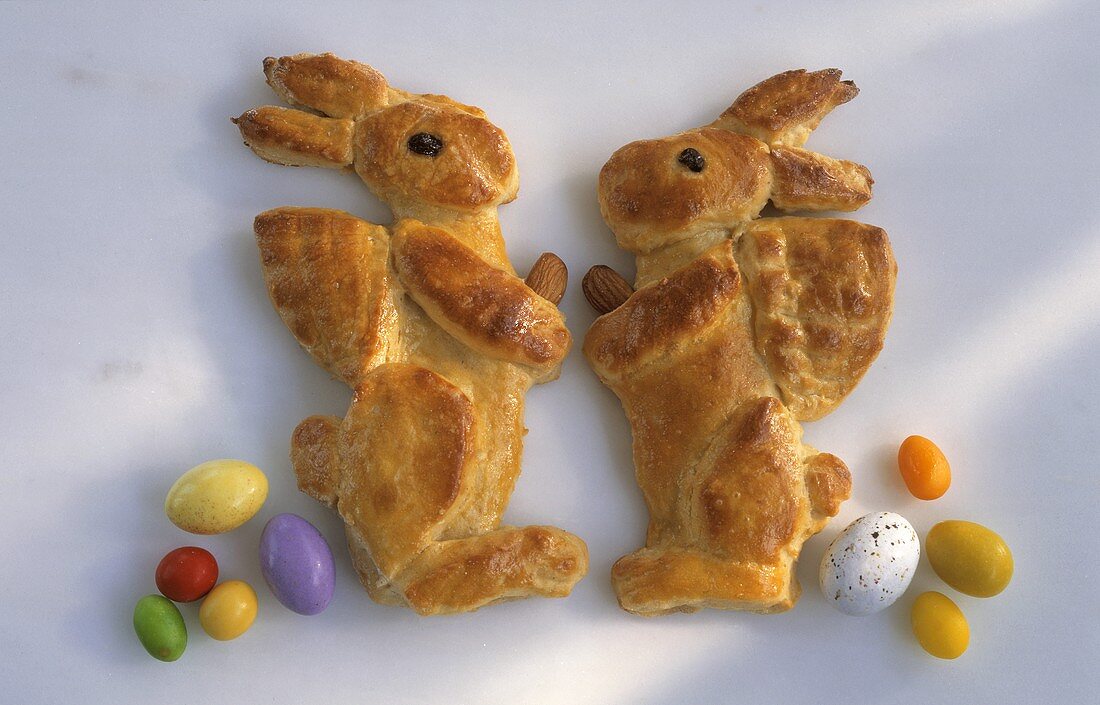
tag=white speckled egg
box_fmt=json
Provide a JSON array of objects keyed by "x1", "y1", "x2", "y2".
[{"x1": 819, "y1": 511, "x2": 920, "y2": 616}]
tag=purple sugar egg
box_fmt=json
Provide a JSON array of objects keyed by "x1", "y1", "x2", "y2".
[{"x1": 259, "y1": 513, "x2": 335, "y2": 615}]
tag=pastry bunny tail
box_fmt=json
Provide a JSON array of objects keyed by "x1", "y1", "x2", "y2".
[{"x1": 291, "y1": 415, "x2": 342, "y2": 507}]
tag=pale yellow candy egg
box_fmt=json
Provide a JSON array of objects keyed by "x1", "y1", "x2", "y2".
[{"x1": 164, "y1": 459, "x2": 268, "y2": 534}]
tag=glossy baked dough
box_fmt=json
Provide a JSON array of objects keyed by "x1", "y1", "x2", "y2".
[
  {"x1": 236, "y1": 53, "x2": 587, "y2": 615},
  {"x1": 584, "y1": 69, "x2": 896, "y2": 615}
]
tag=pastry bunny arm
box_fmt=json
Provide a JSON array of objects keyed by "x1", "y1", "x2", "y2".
[
  {"x1": 738, "y1": 217, "x2": 897, "y2": 421},
  {"x1": 391, "y1": 220, "x2": 571, "y2": 379},
  {"x1": 238, "y1": 53, "x2": 587, "y2": 614},
  {"x1": 255, "y1": 207, "x2": 396, "y2": 387}
]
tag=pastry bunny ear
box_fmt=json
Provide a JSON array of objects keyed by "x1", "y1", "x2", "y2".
[
  {"x1": 235, "y1": 53, "x2": 397, "y2": 169},
  {"x1": 234, "y1": 107, "x2": 354, "y2": 168},
  {"x1": 713, "y1": 69, "x2": 858, "y2": 147},
  {"x1": 264, "y1": 53, "x2": 393, "y2": 119}
]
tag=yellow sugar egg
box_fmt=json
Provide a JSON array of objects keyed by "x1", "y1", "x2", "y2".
[
  {"x1": 199, "y1": 580, "x2": 258, "y2": 641},
  {"x1": 164, "y1": 459, "x2": 268, "y2": 534},
  {"x1": 926, "y1": 520, "x2": 1013, "y2": 597},
  {"x1": 911, "y1": 591, "x2": 969, "y2": 659}
]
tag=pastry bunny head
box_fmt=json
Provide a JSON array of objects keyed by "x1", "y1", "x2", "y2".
[
  {"x1": 236, "y1": 53, "x2": 519, "y2": 216},
  {"x1": 597, "y1": 69, "x2": 869, "y2": 256},
  {"x1": 598, "y1": 128, "x2": 772, "y2": 254},
  {"x1": 353, "y1": 97, "x2": 518, "y2": 210}
]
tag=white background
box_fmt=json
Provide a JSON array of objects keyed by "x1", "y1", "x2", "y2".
[{"x1": 1, "y1": 2, "x2": 1096, "y2": 703}]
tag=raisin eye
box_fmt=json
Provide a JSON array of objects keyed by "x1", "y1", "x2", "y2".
[
  {"x1": 408, "y1": 132, "x2": 444, "y2": 157},
  {"x1": 677, "y1": 148, "x2": 706, "y2": 173}
]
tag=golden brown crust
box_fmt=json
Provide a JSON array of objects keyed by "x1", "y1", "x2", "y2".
[
  {"x1": 354, "y1": 100, "x2": 518, "y2": 210},
  {"x1": 402, "y1": 526, "x2": 589, "y2": 615},
  {"x1": 612, "y1": 547, "x2": 790, "y2": 616},
  {"x1": 264, "y1": 53, "x2": 390, "y2": 118},
  {"x1": 587, "y1": 68, "x2": 889, "y2": 615},
  {"x1": 392, "y1": 220, "x2": 570, "y2": 373},
  {"x1": 769, "y1": 146, "x2": 873, "y2": 212},
  {"x1": 587, "y1": 257, "x2": 777, "y2": 543},
  {"x1": 418, "y1": 93, "x2": 487, "y2": 119},
  {"x1": 598, "y1": 129, "x2": 771, "y2": 253},
  {"x1": 235, "y1": 106, "x2": 354, "y2": 168},
  {"x1": 289, "y1": 365, "x2": 590, "y2": 616},
  {"x1": 738, "y1": 217, "x2": 896, "y2": 421},
  {"x1": 715, "y1": 68, "x2": 859, "y2": 147},
  {"x1": 584, "y1": 241, "x2": 742, "y2": 380},
  {"x1": 290, "y1": 415, "x2": 341, "y2": 508},
  {"x1": 610, "y1": 397, "x2": 851, "y2": 615},
  {"x1": 693, "y1": 397, "x2": 803, "y2": 563},
  {"x1": 239, "y1": 54, "x2": 587, "y2": 614},
  {"x1": 255, "y1": 207, "x2": 397, "y2": 386},
  {"x1": 238, "y1": 53, "x2": 519, "y2": 214},
  {"x1": 805, "y1": 452, "x2": 851, "y2": 518},
  {"x1": 334, "y1": 364, "x2": 475, "y2": 579}
]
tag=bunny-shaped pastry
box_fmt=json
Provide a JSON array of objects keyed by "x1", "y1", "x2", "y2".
[
  {"x1": 234, "y1": 53, "x2": 587, "y2": 615},
  {"x1": 583, "y1": 69, "x2": 897, "y2": 615}
]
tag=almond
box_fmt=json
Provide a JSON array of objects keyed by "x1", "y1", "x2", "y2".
[
  {"x1": 525, "y1": 252, "x2": 568, "y2": 304},
  {"x1": 582, "y1": 265, "x2": 634, "y2": 314}
]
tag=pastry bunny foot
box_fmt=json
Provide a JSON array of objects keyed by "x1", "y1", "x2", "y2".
[{"x1": 612, "y1": 548, "x2": 794, "y2": 616}]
